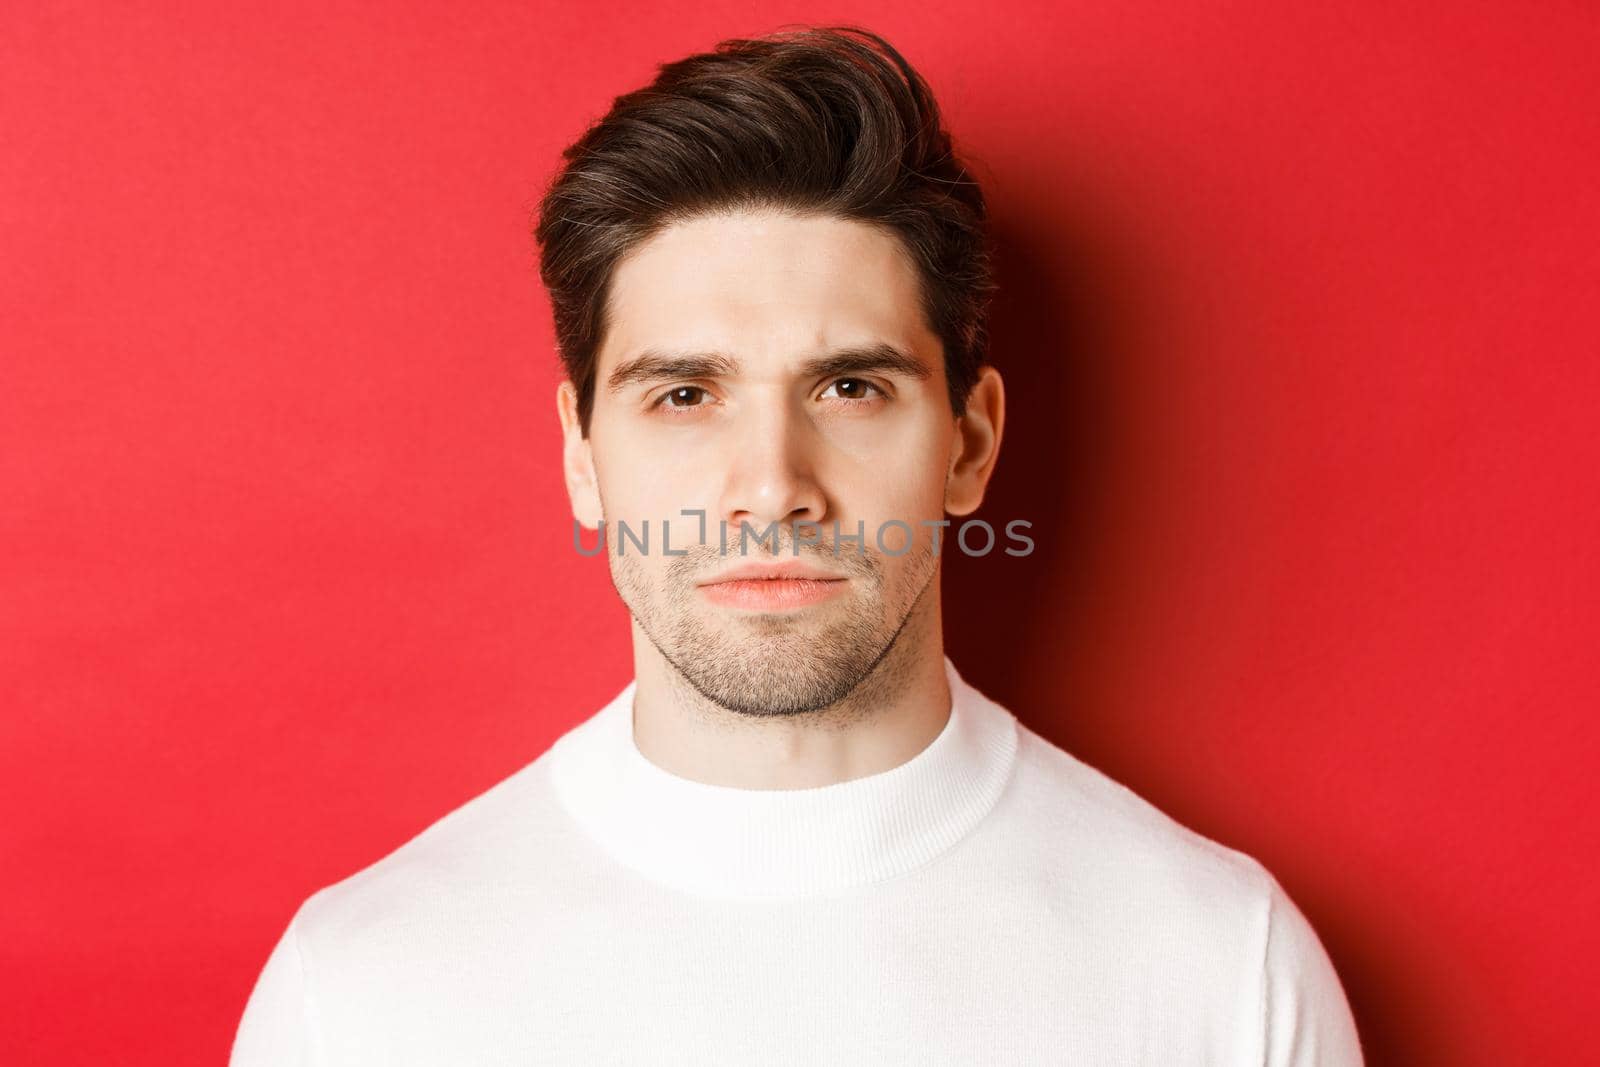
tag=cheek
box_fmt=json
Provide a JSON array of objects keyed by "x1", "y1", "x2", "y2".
[
  {"x1": 849, "y1": 426, "x2": 949, "y2": 515},
  {"x1": 595, "y1": 438, "x2": 710, "y2": 522}
]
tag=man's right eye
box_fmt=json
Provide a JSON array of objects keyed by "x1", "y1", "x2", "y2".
[{"x1": 652, "y1": 385, "x2": 711, "y2": 413}]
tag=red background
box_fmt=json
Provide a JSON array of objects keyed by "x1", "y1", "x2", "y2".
[{"x1": 3, "y1": 3, "x2": 1595, "y2": 1063}]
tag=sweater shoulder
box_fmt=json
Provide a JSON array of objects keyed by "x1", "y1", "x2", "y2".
[
  {"x1": 292, "y1": 727, "x2": 585, "y2": 946},
  {"x1": 1004, "y1": 721, "x2": 1276, "y2": 911}
]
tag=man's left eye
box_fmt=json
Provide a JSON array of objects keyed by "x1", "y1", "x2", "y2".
[{"x1": 820, "y1": 378, "x2": 884, "y2": 401}]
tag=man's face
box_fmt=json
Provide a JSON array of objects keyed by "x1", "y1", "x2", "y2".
[{"x1": 565, "y1": 208, "x2": 962, "y2": 717}]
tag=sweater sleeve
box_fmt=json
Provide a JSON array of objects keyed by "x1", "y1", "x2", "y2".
[
  {"x1": 1259, "y1": 874, "x2": 1365, "y2": 1066},
  {"x1": 230, "y1": 909, "x2": 318, "y2": 1067}
]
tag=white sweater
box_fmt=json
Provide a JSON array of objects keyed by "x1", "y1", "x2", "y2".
[{"x1": 231, "y1": 655, "x2": 1364, "y2": 1065}]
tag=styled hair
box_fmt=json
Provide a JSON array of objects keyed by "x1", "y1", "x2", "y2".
[{"x1": 533, "y1": 24, "x2": 997, "y2": 438}]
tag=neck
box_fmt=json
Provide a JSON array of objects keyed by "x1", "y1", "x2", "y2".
[
  {"x1": 546, "y1": 635, "x2": 1021, "y2": 900},
  {"x1": 628, "y1": 597, "x2": 947, "y2": 790}
]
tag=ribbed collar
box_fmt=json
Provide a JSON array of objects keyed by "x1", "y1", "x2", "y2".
[{"x1": 547, "y1": 654, "x2": 1020, "y2": 900}]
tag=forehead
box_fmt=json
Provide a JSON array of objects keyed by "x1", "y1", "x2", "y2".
[{"x1": 598, "y1": 209, "x2": 934, "y2": 374}]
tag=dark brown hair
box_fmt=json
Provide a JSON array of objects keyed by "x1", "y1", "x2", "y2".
[{"x1": 533, "y1": 24, "x2": 997, "y2": 438}]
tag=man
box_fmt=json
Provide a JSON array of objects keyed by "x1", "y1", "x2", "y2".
[{"x1": 231, "y1": 24, "x2": 1364, "y2": 1066}]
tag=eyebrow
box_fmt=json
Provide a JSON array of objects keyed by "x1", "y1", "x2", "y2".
[{"x1": 604, "y1": 342, "x2": 933, "y2": 395}]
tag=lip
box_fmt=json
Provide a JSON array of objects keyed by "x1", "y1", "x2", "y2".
[
  {"x1": 696, "y1": 561, "x2": 849, "y2": 612},
  {"x1": 698, "y1": 560, "x2": 849, "y2": 584},
  {"x1": 698, "y1": 576, "x2": 848, "y2": 611}
]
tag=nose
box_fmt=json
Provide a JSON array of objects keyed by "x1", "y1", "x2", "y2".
[{"x1": 719, "y1": 394, "x2": 827, "y2": 547}]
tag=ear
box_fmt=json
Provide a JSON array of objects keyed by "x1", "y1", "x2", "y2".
[
  {"x1": 944, "y1": 364, "x2": 1005, "y2": 517},
  {"x1": 556, "y1": 379, "x2": 603, "y2": 529}
]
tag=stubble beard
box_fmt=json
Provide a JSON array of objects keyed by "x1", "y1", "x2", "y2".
[{"x1": 609, "y1": 534, "x2": 938, "y2": 718}]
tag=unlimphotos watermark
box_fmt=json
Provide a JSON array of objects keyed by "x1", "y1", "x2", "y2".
[{"x1": 572, "y1": 509, "x2": 1034, "y2": 558}]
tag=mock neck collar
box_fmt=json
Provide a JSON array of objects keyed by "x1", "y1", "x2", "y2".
[{"x1": 547, "y1": 654, "x2": 1019, "y2": 900}]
